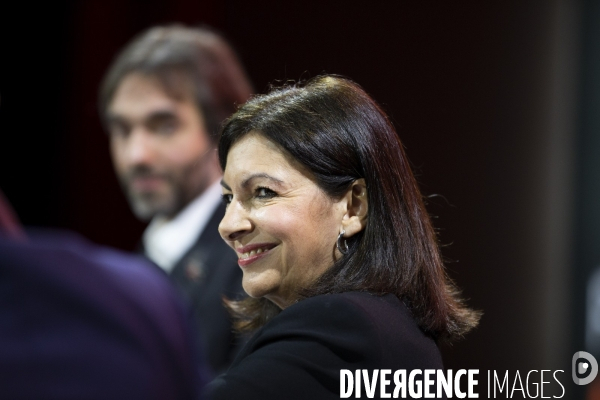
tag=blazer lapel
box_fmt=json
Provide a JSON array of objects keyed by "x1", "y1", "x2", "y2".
[{"x1": 170, "y1": 203, "x2": 233, "y2": 301}]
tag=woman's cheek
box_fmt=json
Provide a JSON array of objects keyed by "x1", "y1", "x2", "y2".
[{"x1": 255, "y1": 206, "x2": 297, "y2": 236}]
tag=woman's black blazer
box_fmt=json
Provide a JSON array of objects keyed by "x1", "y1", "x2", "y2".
[{"x1": 206, "y1": 291, "x2": 445, "y2": 399}]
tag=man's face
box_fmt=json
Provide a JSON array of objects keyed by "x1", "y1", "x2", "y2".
[{"x1": 107, "y1": 73, "x2": 218, "y2": 220}]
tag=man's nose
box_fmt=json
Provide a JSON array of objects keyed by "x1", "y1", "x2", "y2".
[
  {"x1": 126, "y1": 128, "x2": 156, "y2": 166},
  {"x1": 219, "y1": 200, "x2": 253, "y2": 242}
]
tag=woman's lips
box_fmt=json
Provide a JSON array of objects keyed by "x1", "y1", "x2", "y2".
[{"x1": 236, "y1": 243, "x2": 277, "y2": 267}]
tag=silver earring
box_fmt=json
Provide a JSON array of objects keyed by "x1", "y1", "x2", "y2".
[{"x1": 337, "y1": 230, "x2": 348, "y2": 255}]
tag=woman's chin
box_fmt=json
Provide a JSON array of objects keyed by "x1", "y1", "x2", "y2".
[{"x1": 242, "y1": 276, "x2": 278, "y2": 300}]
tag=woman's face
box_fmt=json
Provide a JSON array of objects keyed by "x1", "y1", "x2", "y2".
[{"x1": 219, "y1": 132, "x2": 347, "y2": 308}]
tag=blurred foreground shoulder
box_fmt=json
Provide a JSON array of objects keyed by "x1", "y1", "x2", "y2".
[{"x1": 0, "y1": 231, "x2": 202, "y2": 400}]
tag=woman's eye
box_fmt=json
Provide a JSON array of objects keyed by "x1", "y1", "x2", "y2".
[
  {"x1": 221, "y1": 194, "x2": 233, "y2": 205},
  {"x1": 256, "y1": 187, "x2": 276, "y2": 199}
]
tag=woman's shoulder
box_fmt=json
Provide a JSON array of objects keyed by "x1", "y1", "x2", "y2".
[
  {"x1": 288, "y1": 291, "x2": 407, "y2": 317},
  {"x1": 206, "y1": 292, "x2": 443, "y2": 400},
  {"x1": 270, "y1": 292, "x2": 418, "y2": 336},
  {"x1": 254, "y1": 292, "x2": 442, "y2": 369},
  {"x1": 255, "y1": 292, "x2": 390, "y2": 349}
]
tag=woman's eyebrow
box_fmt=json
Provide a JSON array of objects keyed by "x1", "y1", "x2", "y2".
[
  {"x1": 220, "y1": 174, "x2": 283, "y2": 191},
  {"x1": 241, "y1": 173, "x2": 283, "y2": 189},
  {"x1": 220, "y1": 179, "x2": 231, "y2": 190}
]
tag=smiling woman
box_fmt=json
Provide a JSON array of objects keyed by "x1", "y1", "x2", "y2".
[
  {"x1": 219, "y1": 132, "x2": 363, "y2": 309},
  {"x1": 207, "y1": 76, "x2": 480, "y2": 400}
]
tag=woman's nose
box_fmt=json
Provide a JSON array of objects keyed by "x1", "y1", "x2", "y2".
[{"x1": 219, "y1": 201, "x2": 253, "y2": 242}]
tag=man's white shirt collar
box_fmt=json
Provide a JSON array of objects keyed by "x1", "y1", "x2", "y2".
[{"x1": 143, "y1": 180, "x2": 223, "y2": 273}]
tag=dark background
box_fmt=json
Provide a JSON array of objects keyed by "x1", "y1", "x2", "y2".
[{"x1": 1, "y1": 1, "x2": 598, "y2": 397}]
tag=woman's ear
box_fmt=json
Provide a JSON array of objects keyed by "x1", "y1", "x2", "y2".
[{"x1": 341, "y1": 179, "x2": 368, "y2": 237}]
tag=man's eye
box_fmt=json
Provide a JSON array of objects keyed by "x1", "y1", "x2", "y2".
[
  {"x1": 155, "y1": 121, "x2": 178, "y2": 135},
  {"x1": 221, "y1": 194, "x2": 233, "y2": 205},
  {"x1": 148, "y1": 118, "x2": 178, "y2": 135},
  {"x1": 109, "y1": 124, "x2": 129, "y2": 139},
  {"x1": 256, "y1": 187, "x2": 276, "y2": 199}
]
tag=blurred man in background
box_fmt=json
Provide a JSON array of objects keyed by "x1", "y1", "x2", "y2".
[{"x1": 99, "y1": 25, "x2": 252, "y2": 374}]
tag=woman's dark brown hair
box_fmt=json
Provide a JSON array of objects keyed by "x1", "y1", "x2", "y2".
[{"x1": 219, "y1": 75, "x2": 480, "y2": 340}]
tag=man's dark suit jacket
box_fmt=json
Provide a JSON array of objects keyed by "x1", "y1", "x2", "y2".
[
  {"x1": 206, "y1": 291, "x2": 445, "y2": 400},
  {"x1": 150, "y1": 202, "x2": 244, "y2": 375},
  {"x1": 0, "y1": 231, "x2": 203, "y2": 400}
]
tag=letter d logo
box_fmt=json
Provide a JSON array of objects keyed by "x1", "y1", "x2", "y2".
[{"x1": 572, "y1": 351, "x2": 598, "y2": 385}]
